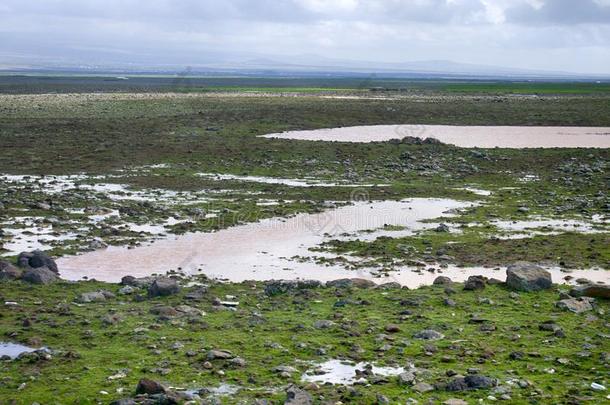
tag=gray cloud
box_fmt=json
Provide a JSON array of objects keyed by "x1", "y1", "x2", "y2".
[{"x1": 0, "y1": 0, "x2": 609, "y2": 74}]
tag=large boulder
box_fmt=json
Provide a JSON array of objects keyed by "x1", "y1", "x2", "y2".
[
  {"x1": 148, "y1": 277, "x2": 180, "y2": 297},
  {"x1": 17, "y1": 250, "x2": 58, "y2": 273},
  {"x1": 22, "y1": 267, "x2": 58, "y2": 285},
  {"x1": 506, "y1": 263, "x2": 552, "y2": 292},
  {"x1": 570, "y1": 284, "x2": 610, "y2": 299},
  {"x1": 0, "y1": 260, "x2": 22, "y2": 280}
]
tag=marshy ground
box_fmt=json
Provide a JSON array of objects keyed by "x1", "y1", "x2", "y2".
[{"x1": 0, "y1": 78, "x2": 608, "y2": 403}]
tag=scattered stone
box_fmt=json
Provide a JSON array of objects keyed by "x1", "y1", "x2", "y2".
[
  {"x1": 443, "y1": 400, "x2": 468, "y2": 405},
  {"x1": 591, "y1": 382, "x2": 606, "y2": 391},
  {"x1": 506, "y1": 262, "x2": 552, "y2": 292},
  {"x1": 135, "y1": 378, "x2": 165, "y2": 395},
  {"x1": 148, "y1": 277, "x2": 180, "y2": 297},
  {"x1": 412, "y1": 382, "x2": 434, "y2": 393},
  {"x1": 78, "y1": 291, "x2": 113, "y2": 303},
  {"x1": 398, "y1": 371, "x2": 416, "y2": 386},
  {"x1": 0, "y1": 261, "x2": 22, "y2": 280},
  {"x1": 414, "y1": 329, "x2": 444, "y2": 340},
  {"x1": 207, "y1": 349, "x2": 233, "y2": 360},
  {"x1": 556, "y1": 297, "x2": 595, "y2": 313},
  {"x1": 385, "y1": 324, "x2": 400, "y2": 333},
  {"x1": 284, "y1": 384, "x2": 313, "y2": 405},
  {"x1": 327, "y1": 278, "x2": 376, "y2": 289},
  {"x1": 464, "y1": 275, "x2": 486, "y2": 291},
  {"x1": 433, "y1": 276, "x2": 452, "y2": 285},
  {"x1": 313, "y1": 320, "x2": 335, "y2": 329},
  {"x1": 22, "y1": 268, "x2": 58, "y2": 285},
  {"x1": 447, "y1": 375, "x2": 497, "y2": 391},
  {"x1": 435, "y1": 223, "x2": 450, "y2": 233},
  {"x1": 570, "y1": 284, "x2": 610, "y2": 299},
  {"x1": 264, "y1": 280, "x2": 322, "y2": 296}
]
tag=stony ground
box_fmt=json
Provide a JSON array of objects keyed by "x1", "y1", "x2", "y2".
[{"x1": 0, "y1": 83, "x2": 608, "y2": 404}]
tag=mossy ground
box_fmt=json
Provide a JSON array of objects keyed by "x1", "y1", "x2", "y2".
[{"x1": 0, "y1": 279, "x2": 608, "y2": 404}]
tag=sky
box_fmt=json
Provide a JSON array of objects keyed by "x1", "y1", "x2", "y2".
[{"x1": 1, "y1": 0, "x2": 609, "y2": 74}]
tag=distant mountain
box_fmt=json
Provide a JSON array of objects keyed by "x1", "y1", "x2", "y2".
[{"x1": 1, "y1": 51, "x2": 609, "y2": 80}]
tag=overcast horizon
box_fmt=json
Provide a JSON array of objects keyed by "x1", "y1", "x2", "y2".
[{"x1": 1, "y1": 0, "x2": 610, "y2": 75}]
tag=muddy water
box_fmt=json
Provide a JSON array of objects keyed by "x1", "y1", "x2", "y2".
[
  {"x1": 263, "y1": 125, "x2": 610, "y2": 148},
  {"x1": 57, "y1": 198, "x2": 609, "y2": 287}
]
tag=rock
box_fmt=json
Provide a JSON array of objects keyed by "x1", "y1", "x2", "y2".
[
  {"x1": 433, "y1": 276, "x2": 453, "y2": 285},
  {"x1": 412, "y1": 382, "x2": 434, "y2": 393},
  {"x1": 376, "y1": 394, "x2": 390, "y2": 404},
  {"x1": 264, "y1": 280, "x2": 322, "y2": 296},
  {"x1": 591, "y1": 382, "x2": 606, "y2": 391},
  {"x1": 150, "y1": 306, "x2": 179, "y2": 318},
  {"x1": 284, "y1": 384, "x2": 312, "y2": 405},
  {"x1": 385, "y1": 324, "x2": 400, "y2": 333},
  {"x1": 274, "y1": 365, "x2": 298, "y2": 374},
  {"x1": 22, "y1": 267, "x2": 58, "y2": 285},
  {"x1": 414, "y1": 329, "x2": 444, "y2": 340},
  {"x1": 121, "y1": 275, "x2": 155, "y2": 288},
  {"x1": 556, "y1": 297, "x2": 594, "y2": 313},
  {"x1": 464, "y1": 275, "x2": 486, "y2": 291},
  {"x1": 207, "y1": 349, "x2": 233, "y2": 360},
  {"x1": 17, "y1": 250, "x2": 58, "y2": 273},
  {"x1": 0, "y1": 261, "x2": 22, "y2": 280},
  {"x1": 377, "y1": 282, "x2": 402, "y2": 290},
  {"x1": 570, "y1": 284, "x2": 610, "y2": 299},
  {"x1": 148, "y1": 277, "x2": 180, "y2": 297},
  {"x1": 506, "y1": 262, "x2": 552, "y2": 292},
  {"x1": 443, "y1": 400, "x2": 468, "y2": 405},
  {"x1": 446, "y1": 375, "x2": 497, "y2": 391},
  {"x1": 313, "y1": 320, "x2": 335, "y2": 329},
  {"x1": 326, "y1": 278, "x2": 376, "y2": 289},
  {"x1": 435, "y1": 223, "x2": 450, "y2": 233},
  {"x1": 78, "y1": 291, "x2": 108, "y2": 303},
  {"x1": 398, "y1": 371, "x2": 416, "y2": 386},
  {"x1": 135, "y1": 378, "x2": 166, "y2": 395},
  {"x1": 118, "y1": 286, "x2": 135, "y2": 295}
]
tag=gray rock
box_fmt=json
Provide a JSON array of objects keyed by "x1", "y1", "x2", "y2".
[
  {"x1": 413, "y1": 382, "x2": 434, "y2": 393},
  {"x1": 284, "y1": 384, "x2": 312, "y2": 405},
  {"x1": 556, "y1": 297, "x2": 595, "y2": 313},
  {"x1": 506, "y1": 262, "x2": 552, "y2": 292},
  {"x1": 207, "y1": 349, "x2": 233, "y2": 360},
  {"x1": 326, "y1": 278, "x2": 376, "y2": 289},
  {"x1": 264, "y1": 280, "x2": 322, "y2": 296},
  {"x1": 414, "y1": 329, "x2": 444, "y2": 340},
  {"x1": 433, "y1": 276, "x2": 453, "y2": 285},
  {"x1": 0, "y1": 261, "x2": 22, "y2": 280},
  {"x1": 17, "y1": 250, "x2": 58, "y2": 273},
  {"x1": 148, "y1": 277, "x2": 180, "y2": 297},
  {"x1": 446, "y1": 375, "x2": 497, "y2": 391},
  {"x1": 313, "y1": 320, "x2": 335, "y2": 329},
  {"x1": 78, "y1": 291, "x2": 112, "y2": 303},
  {"x1": 464, "y1": 275, "x2": 486, "y2": 291},
  {"x1": 570, "y1": 284, "x2": 610, "y2": 299},
  {"x1": 22, "y1": 267, "x2": 58, "y2": 284},
  {"x1": 398, "y1": 371, "x2": 416, "y2": 386}
]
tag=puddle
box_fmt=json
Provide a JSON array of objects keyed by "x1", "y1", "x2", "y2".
[
  {"x1": 302, "y1": 360, "x2": 405, "y2": 385},
  {"x1": 0, "y1": 342, "x2": 39, "y2": 359},
  {"x1": 262, "y1": 125, "x2": 610, "y2": 148},
  {"x1": 197, "y1": 173, "x2": 388, "y2": 188},
  {"x1": 57, "y1": 198, "x2": 470, "y2": 283},
  {"x1": 491, "y1": 217, "x2": 608, "y2": 239}
]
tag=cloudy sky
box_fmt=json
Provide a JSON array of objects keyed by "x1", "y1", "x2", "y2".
[{"x1": 1, "y1": 0, "x2": 609, "y2": 74}]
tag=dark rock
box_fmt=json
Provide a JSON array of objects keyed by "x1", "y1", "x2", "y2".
[
  {"x1": 506, "y1": 262, "x2": 552, "y2": 292},
  {"x1": 148, "y1": 277, "x2": 180, "y2": 297},
  {"x1": 110, "y1": 399, "x2": 136, "y2": 405},
  {"x1": 464, "y1": 275, "x2": 486, "y2": 291},
  {"x1": 385, "y1": 324, "x2": 400, "y2": 333},
  {"x1": 22, "y1": 267, "x2": 58, "y2": 284},
  {"x1": 206, "y1": 349, "x2": 233, "y2": 360},
  {"x1": 414, "y1": 329, "x2": 444, "y2": 340},
  {"x1": 264, "y1": 280, "x2": 322, "y2": 296},
  {"x1": 17, "y1": 250, "x2": 58, "y2": 273},
  {"x1": 0, "y1": 261, "x2": 22, "y2": 280},
  {"x1": 433, "y1": 276, "x2": 453, "y2": 285},
  {"x1": 284, "y1": 384, "x2": 313, "y2": 405},
  {"x1": 435, "y1": 223, "x2": 450, "y2": 233},
  {"x1": 446, "y1": 375, "x2": 497, "y2": 391},
  {"x1": 327, "y1": 278, "x2": 376, "y2": 289},
  {"x1": 135, "y1": 378, "x2": 166, "y2": 395},
  {"x1": 570, "y1": 284, "x2": 610, "y2": 299},
  {"x1": 376, "y1": 282, "x2": 402, "y2": 290}
]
